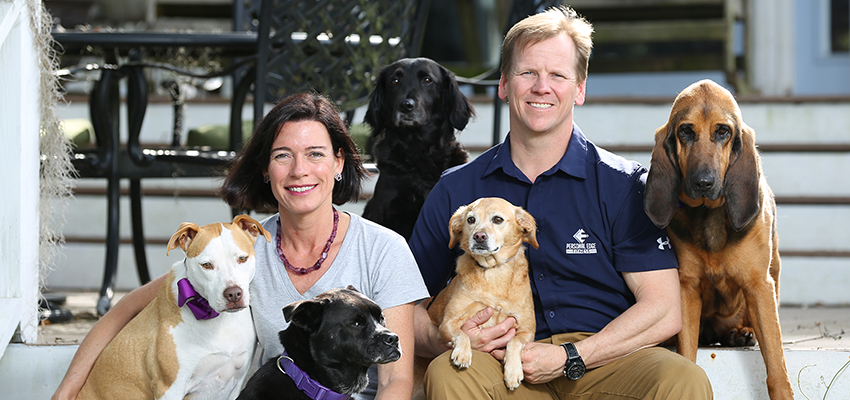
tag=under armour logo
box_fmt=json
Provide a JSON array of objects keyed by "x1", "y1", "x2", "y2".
[
  {"x1": 573, "y1": 229, "x2": 589, "y2": 243},
  {"x1": 657, "y1": 237, "x2": 671, "y2": 250}
]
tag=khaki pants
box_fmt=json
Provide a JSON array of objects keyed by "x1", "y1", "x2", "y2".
[{"x1": 424, "y1": 333, "x2": 712, "y2": 400}]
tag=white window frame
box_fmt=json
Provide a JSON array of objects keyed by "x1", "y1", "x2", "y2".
[
  {"x1": 0, "y1": 0, "x2": 41, "y2": 359},
  {"x1": 793, "y1": 0, "x2": 850, "y2": 95}
]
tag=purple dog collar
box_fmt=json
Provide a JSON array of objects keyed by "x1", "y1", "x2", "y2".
[
  {"x1": 277, "y1": 353, "x2": 351, "y2": 400},
  {"x1": 176, "y1": 273, "x2": 220, "y2": 320}
]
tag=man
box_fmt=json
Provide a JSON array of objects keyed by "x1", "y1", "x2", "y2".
[{"x1": 409, "y1": 6, "x2": 713, "y2": 399}]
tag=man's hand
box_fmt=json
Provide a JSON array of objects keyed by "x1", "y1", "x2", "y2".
[
  {"x1": 492, "y1": 342, "x2": 567, "y2": 384},
  {"x1": 461, "y1": 307, "x2": 518, "y2": 354}
]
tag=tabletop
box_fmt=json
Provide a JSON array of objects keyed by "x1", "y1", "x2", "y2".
[{"x1": 52, "y1": 31, "x2": 259, "y2": 57}]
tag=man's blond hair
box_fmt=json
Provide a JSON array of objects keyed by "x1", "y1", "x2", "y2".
[{"x1": 500, "y1": 6, "x2": 594, "y2": 83}]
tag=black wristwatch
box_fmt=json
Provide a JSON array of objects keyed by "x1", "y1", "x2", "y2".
[{"x1": 561, "y1": 342, "x2": 586, "y2": 380}]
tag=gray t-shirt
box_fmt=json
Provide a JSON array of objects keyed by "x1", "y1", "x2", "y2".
[{"x1": 250, "y1": 211, "x2": 429, "y2": 364}]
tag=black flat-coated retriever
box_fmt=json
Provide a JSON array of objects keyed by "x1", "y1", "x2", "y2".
[{"x1": 362, "y1": 57, "x2": 475, "y2": 240}]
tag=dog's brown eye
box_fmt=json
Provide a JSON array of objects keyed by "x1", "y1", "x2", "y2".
[
  {"x1": 390, "y1": 78, "x2": 399, "y2": 86},
  {"x1": 492, "y1": 216, "x2": 504, "y2": 224},
  {"x1": 715, "y1": 125, "x2": 731, "y2": 140},
  {"x1": 422, "y1": 76, "x2": 432, "y2": 84},
  {"x1": 677, "y1": 125, "x2": 695, "y2": 142},
  {"x1": 200, "y1": 262, "x2": 213, "y2": 270},
  {"x1": 467, "y1": 216, "x2": 475, "y2": 224},
  {"x1": 237, "y1": 255, "x2": 248, "y2": 264}
]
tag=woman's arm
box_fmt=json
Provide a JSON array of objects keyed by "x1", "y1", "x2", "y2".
[
  {"x1": 412, "y1": 301, "x2": 450, "y2": 359},
  {"x1": 52, "y1": 274, "x2": 166, "y2": 400},
  {"x1": 374, "y1": 302, "x2": 416, "y2": 400}
]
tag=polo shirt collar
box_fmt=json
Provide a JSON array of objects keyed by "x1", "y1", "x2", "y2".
[{"x1": 482, "y1": 123, "x2": 589, "y2": 181}]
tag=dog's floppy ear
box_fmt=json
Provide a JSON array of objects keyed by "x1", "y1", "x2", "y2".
[
  {"x1": 440, "y1": 63, "x2": 475, "y2": 131},
  {"x1": 515, "y1": 207, "x2": 539, "y2": 249},
  {"x1": 364, "y1": 65, "x2": 389, "y2": 137},
  {"x1": 167, "y1": 222, "x2": 200, "y2": 255},
  {"x1": 232, "y1": 214, "x2": 271, "y2": 242},
  {"x1": 723, "y1": 122, "x2": 761, "y2": 231},
  {"x1": 644, "y1": 119, "x2": 683, "y2": 228},
  {"x1": 283, "y1": 298, "x2": 327, "y2": 333},
  {"x1": 447, "y1": 204, "x2": 469, "y2": 249}
]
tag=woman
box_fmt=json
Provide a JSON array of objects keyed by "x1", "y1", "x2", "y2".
[{"x1": 53, "y1": 93, "x2": 429, "y2": 400}]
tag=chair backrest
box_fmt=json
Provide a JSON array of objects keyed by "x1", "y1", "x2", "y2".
[
  {"x1": 241, "y1": 0, "x2": 429, "y2": 126},
  {"x1": 505, "y1": 0, "x2": 562, "y2": 32}
]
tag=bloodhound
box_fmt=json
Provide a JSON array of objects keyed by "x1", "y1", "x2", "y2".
[{"x1": 644, "y1": 79, "x2": 792, "y2": 399}]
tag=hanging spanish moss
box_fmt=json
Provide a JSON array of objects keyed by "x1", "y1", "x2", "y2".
[{"x1": 30, "y1": 0, "x2": 75, "y2": 301}]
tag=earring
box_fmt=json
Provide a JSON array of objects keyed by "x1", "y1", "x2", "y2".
[
  {"x1": 334, "y1": 173, "x2": 342, "y2": 182},
  {"x1": 263, "y1": 175, "x2": 270, "y2": 183}
]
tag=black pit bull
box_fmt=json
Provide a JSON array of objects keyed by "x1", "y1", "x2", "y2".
[{"x1": 237, "y1": 286, "x2": 402, "y2": 400}]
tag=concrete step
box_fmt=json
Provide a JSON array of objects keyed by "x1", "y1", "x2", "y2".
[{"x1": 5, "y1": 290, "x2": 849, "y2": 400}]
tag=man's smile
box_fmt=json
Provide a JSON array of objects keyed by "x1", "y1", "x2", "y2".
[{"x1": 529, "y1": 102, "x2": 553, "y2": 109}]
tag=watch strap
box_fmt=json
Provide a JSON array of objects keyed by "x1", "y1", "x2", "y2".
[
  {"x1": 561, "y1": 342, "x2": 585, "y2": 380},
  {"x1": 561, "y1": 342, "x2": 579, "y2": 359}
]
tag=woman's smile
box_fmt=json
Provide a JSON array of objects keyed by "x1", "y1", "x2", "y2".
[{"x1": 286, "y1": 184, "x2": 317, "y2": 194}]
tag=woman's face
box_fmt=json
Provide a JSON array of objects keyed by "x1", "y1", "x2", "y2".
[{"x1": 266, "y1": 120, "x2": 343, "y2": 217}]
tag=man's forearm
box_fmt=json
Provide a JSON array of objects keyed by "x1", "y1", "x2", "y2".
[{"x1": 575, "y1": 270, "x2": 682, "y2": 369}]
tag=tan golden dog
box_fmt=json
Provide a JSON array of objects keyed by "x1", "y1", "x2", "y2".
[
  {"x1": 427, "y1": 197, "x2": 538, "y2": 390},
  {"x1": 644, "y1": 79, "x2": 792, "y2": 399}
]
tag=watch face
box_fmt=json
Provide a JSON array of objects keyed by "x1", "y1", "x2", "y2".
[{"x1": 567, "y1": 362, "x2": 586, "y2": 380}]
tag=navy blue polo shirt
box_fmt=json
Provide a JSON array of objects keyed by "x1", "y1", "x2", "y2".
[{"x1": 408, "y1": 124, "x2": 677, "y2": 339}]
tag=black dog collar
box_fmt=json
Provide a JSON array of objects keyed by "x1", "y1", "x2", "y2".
[{"x1": 277, "y1": 353, "x2": 351, "y2": 400}]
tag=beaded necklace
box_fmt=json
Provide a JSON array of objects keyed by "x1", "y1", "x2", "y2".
[{"x1": 276, "y1": 208, "x2": 339, "y2": 275}]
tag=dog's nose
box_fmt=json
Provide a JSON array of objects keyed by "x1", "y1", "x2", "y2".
[
  {"x1": 692, "y1": 171, "x2": 717, "y2": 193},
  {"x1": 473, "y1": 231, "x2": 488, "y2": 243},
  {"x1": 224, "y1": 287, "x2": 243, "y2": 303},
  {"x1": 382, "y1": 333, "x2": 399, "y2": 347},
  {"x1": 398, "y1": 98, "x2": 415, "y2": 112}
]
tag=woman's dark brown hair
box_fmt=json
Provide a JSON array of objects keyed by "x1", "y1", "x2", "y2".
[{"x1": 220, "y1": 93, "x2": 367, "y2": 212}]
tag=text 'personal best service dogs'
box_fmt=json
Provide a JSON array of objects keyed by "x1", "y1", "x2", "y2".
[{"x1": 644, "y1": 79, "x2": 792, "y2": 399}]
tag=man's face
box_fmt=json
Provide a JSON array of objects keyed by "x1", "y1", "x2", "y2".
[{"x1": 498, "y1": 33, "x2": 586, "y2": 138}]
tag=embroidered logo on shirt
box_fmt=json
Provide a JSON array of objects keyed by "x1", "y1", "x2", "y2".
[
  {"x1": 657, "y1": 236, "x2": 671, "y2": 250},
  {"x1": 573, "y1": 229, "x2": 589, "y2": 243},
  {"x1": 566, "y1": 228, "x2": 598, "y2": 254}
]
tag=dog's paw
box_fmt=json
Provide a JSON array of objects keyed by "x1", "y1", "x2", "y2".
[
  {"x1": 725, "y1": 327, "x2": 756, "y2": 347},
  {"x1": 503, "y1": 363, "x2": 523, "y2": 390},
  {"x1": 449, "y1": 335, "x2": 473, "y2": 369},
  {"x1": 450, "y1": 346, "x2": 472, "y2": 369},
  {"x1": 449, "y1": 334, "x2": 473, "y2": 368}
]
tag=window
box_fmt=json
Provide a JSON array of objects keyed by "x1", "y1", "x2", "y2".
[{"x1": 831, "y1": 0, "x2": 849, "y2": 53}]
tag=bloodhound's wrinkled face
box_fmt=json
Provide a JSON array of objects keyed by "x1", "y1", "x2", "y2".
[
  {"x1": 645, "y1": 79, "x2": 760, "y2": 231},
  {"x1": 667, "y1": 82, "x2": 744, "y2": 207}
]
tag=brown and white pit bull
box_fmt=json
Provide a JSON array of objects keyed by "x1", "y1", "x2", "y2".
[{"x1": 77, "y1": 214, "x2": 271, "y2": 400}]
